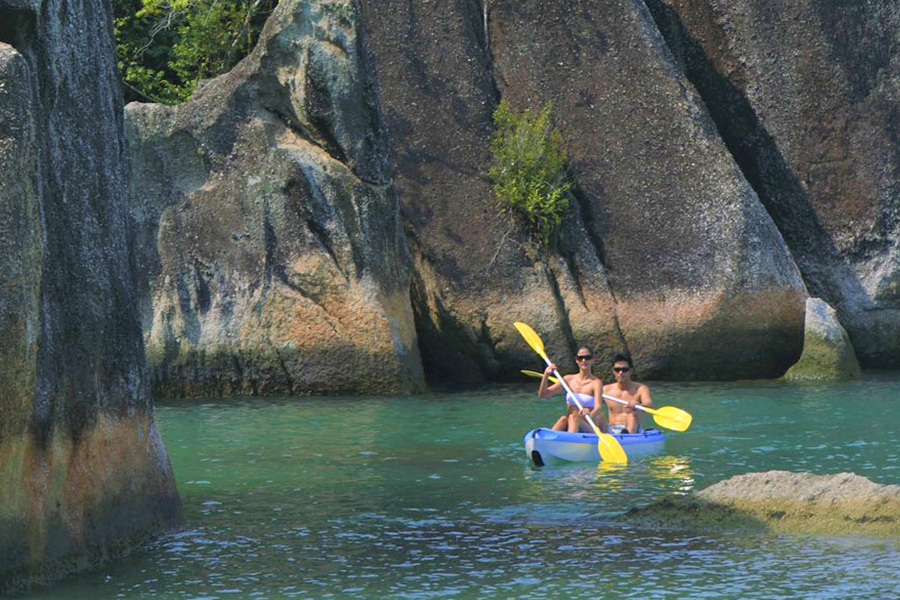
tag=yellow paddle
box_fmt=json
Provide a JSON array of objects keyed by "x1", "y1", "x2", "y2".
[
  {"x1": 520, "y1": 369, "x2": 693, "y2": 432},
  {"x1": 514, "y1": 322, "x2": 628, "y2": 464}
]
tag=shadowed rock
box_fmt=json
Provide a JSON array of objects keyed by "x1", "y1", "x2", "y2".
[
  {"x1": 646, "y1": 0, "x2": 900, "y2": 368},
  {"x1": 0, "y1": 2, "x2": 180, "y2": 592},
  {"x1": 360, "y1": 0, "x2": 806, "y2": 382},
  {"x1": 627, "y1": 471, "x2": 900, "y2": 536},
  {"x1": 784, "y1": 297, "x2": 862, "y2": 381},
  {"x1": 358, "y1": 0, "x2": 592, "y2": 383},
  {"x1": 126, "y1": 0, "x2": 426, "y2": 396}
]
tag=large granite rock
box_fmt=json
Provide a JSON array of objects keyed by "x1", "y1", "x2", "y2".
[
  {"x1": 784, "y1": 297, "x2": 862, "y2": 381},
  {"x1": 359, "y1": 0, "x2": 807, "y2": 382},
  {"x1": 627, "y1": 471, "x2": 900, "y2": 536},
  {"x1": 126, "y1": 0, "x2": 425, "y2": 396},
  {"x1": 647, "y1": 0, "x2": 900, "y2": 368},
  {"x1": 0, "y1": 4, "x2": 180, "y2": 593},
  {"x1": 488, "y1": 0, "x2": 808, "y2": 379}
]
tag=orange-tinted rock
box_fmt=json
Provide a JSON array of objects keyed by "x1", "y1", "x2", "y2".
[{"x1": 126, "y1": 0, "x2": 426, "y2": 396}]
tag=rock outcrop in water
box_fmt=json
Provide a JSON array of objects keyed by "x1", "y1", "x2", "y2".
[
  {"x1": 646, "y1": 0, "x2": 900, "y2": 368},
  {"x1": 126, "y1": 0, "x2": 425, "y2": 396},
  {"x1": 0, "y1": 1, "x2": 180, "y2": 593},
  {"x1": 784, "y1": 298, "x2": 862, "y2": 381},
  {"x1": 627, "y1": 471, "x2": 900, "y2": 536}
]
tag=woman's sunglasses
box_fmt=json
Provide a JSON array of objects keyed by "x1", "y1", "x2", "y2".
[
  {"x1": 575, "y1": 355, "x2": 594, "y2": 361},
  {"x1": 613, "y1": 367, "x2": 631, "y2": 373}
]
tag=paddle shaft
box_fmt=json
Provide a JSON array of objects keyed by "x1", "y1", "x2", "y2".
[
  {"x1": 538, "y1": 357, "x2": 604, "y2": 434},
  {"x1": 602, "y1": 393, "x2": 656, "y2": 416}
]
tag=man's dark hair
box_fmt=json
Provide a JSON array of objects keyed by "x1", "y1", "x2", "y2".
[{"x1": 611, "y1": 353, "x2": 633, "y2": 368}]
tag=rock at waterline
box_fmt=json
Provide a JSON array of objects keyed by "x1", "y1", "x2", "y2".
[
  {"x1": 784, "y1": 298, "x2": 863, "y2": 381},
  {"x1": 625, "y1": 471, "x2": 900, "y2": 536}
]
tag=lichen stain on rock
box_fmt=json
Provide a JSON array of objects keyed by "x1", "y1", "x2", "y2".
[{"x1": 0, "y1": 415, "x2": 180, "y2": 592}]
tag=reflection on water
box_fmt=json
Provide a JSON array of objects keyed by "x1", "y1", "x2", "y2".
[
  {"x1": 22, "y1": 378, "x2": 900, "y2": 600},
  {"x1": 645, "y1": 455, "x2": 695, "y2": 495}
]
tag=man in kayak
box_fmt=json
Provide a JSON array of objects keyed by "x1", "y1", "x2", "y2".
[
  {"x1": 538, "y1": 346, "x2": 607, "y2": 433},
  {"x1": 602, "y1": 354, "x2": 653, "y2": 434}
]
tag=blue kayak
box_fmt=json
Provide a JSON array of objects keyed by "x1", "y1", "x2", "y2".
[{"x1": 524, "y1": 427, "x2": 666, "y2": 465}]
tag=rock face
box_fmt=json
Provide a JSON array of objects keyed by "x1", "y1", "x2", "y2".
[
  {"x1": 359, "y1": 0, "x2": 807, "y2": 382},
  {"x1": 488, "y1": 0, "x2": 807, "y2": 379},
  {"x1": 784, "y1": 298, "x2": 862, "y2": 380},
  {"x1": 628, "y1": 471, "x2": 900, "y2": 536},
  {"x1": 127, "y1": 0, "x2": 900, "y2": 391},
  {"x1": 647, "y1": 0, "x2": 900, "y2": 368},
  {"x1": 126, "y1": 0, "x2": 425, "y2": 396},
  {"x1": 0, "y1": 2, "x2": 180, "y2": 593}
]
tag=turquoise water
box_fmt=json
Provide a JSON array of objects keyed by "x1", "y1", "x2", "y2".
[{"x1": 21, "y1": 376, "x2": 900, "y2": 599}]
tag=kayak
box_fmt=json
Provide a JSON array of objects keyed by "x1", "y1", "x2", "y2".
[{"x1": 524, "y1": 427, "x2": 666, "y2": 466}]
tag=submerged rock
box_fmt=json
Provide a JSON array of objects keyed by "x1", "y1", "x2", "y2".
[
  {"x1": 784, "y1": 298, "x2": 863, "y2": 381},
  {"x1": 0, "y1": 3, "x2": 180, "y2": 593},
  {"x1": 127, "y1": 0, "x2": 425, "y2": 396},
  {"x1": 627, "y1": 471, "x2": 900, "y2": 536}
]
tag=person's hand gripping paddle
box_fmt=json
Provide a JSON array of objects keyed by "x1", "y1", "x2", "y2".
[{"x1": 514, "y1": 322, "x2": 628, "y2": 464}]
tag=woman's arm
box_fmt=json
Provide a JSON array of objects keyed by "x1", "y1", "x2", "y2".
[
  {"x1": 538, "y1": 363, "x2": 563, "y2": 398},
  {"x1": 588, "y1": 380, "x2": 607, "y2": 431}
]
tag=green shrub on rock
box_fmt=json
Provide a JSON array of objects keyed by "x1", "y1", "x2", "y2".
[{"x1": 489, "y1": 100, "x2": 571, "y2": 246}]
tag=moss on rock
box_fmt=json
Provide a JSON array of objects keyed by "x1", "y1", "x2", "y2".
[{"x1": 784, "y1": 298, "x2": 862, "y2": 381}]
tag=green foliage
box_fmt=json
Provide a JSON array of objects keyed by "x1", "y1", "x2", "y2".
[
  {"x1": 114, "y1": 0, "x2": 277, "y2": 104},
  {"x1": 489, "y1": 100, "x2": 571, "y2": 246}
]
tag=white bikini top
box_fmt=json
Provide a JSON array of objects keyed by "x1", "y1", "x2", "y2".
[{"x1": 566, "y1": 391, "x2": 595, "y2": 409}]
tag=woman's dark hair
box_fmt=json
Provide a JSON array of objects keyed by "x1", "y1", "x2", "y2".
[
  {"x1": 578, "y1": 345, "x2": 595, "y2": 355},
  {"x1": 611, "y1": 353, "x2": 633, "y2": 368}
]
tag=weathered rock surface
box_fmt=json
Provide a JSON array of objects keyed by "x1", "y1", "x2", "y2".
[
  {"x1": 0, "y1": 3, "x2": 180, "y2": 593},
  {"x1": 488, "y1": 0, "x2": 808, "y2": 379},
  {"x1": 627, "y1": 471, "x2": 900, "y2": 536},
  {"x1": 359, "y1": 0, "x2": 594, "y2": 383},
  {"x1": 358, "y1": 0, "x2": 807, "y2": 382},
  {"x1": 126, "y1": 0, "x2": 425, "y2": 396},
  {"x1": 784, "y1": 298, "x2": 862, "y2": 380},
  {"x1": 647, "y1": 0, "x2": 900, "y2": 368}
]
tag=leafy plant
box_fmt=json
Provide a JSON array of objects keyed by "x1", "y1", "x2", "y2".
[
  {"x1": 114, "y1": 0, "x2": 277, "y2": 104},
  {"x1": 489, "y1": 100, "x2": 571, "y2": 246}
]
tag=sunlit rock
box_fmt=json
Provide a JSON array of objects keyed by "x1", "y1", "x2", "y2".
[
  {"x1": 647, "y1": 0, "x2": 900, "y2": 368},
  {"x1": 126, "y1": 0, "x2": 426, "y2": 396},
  {"x1": 627, "y1": 471, "x2": 900, "y2": 536}
]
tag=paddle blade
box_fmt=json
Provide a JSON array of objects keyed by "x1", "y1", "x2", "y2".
[
  {"x1": 651, "y1": 406, "x2": 693, "y2": 432},
  {"x1": 521, "y1": 369, "x2": 559, "y2": 384},
  {"x1": 514, "y1": 322, "x2": 547, "y2": 360},
  {"x1": 597, "y1": 432, "x2": 628, "y2": 464}
]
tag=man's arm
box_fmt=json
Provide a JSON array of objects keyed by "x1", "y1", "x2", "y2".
[{"x1": 638, "y1": 384, "x2": 654, "y2": 409}]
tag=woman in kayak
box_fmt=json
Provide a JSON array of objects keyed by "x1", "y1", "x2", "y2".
[{"x1": 537, "y1": 346, "x2": 607, "y2": 433}]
